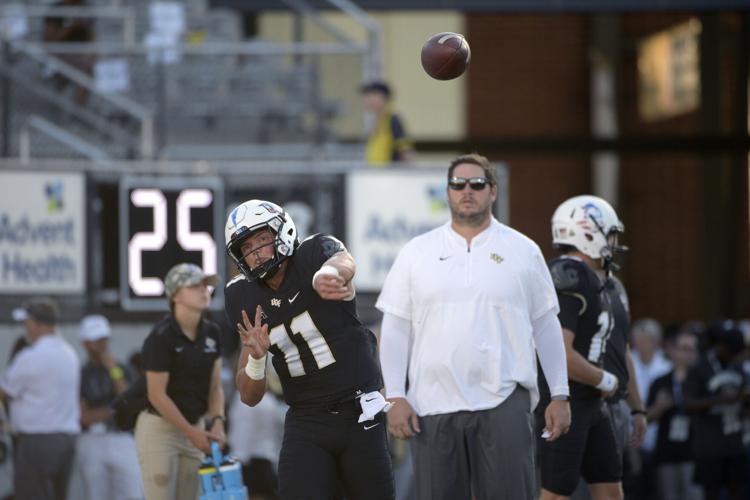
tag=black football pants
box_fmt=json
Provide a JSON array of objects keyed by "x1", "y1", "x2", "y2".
[{"x1": 278, "y1": 403, "x2": 394, "y2": 500}]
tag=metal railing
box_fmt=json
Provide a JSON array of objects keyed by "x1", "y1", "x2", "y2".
[
  {"x1": 2, "y1": 4, "x2": 137, "y2": 44},
  {"x1": 1, "y1": 1, "x2": 383, "y2": 159},
  {"x1": 3, "y1": 37, "x2": 155, "y2": 158},
  {"x1": 19, "y1": 114, "x2": 113, "y2": 163}
]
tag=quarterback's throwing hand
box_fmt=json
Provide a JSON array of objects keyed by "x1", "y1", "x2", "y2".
[
  {"x1": 313, "y1": 272, "x2": 354, "y2": 301},
  {"x1": 238, "y1": 306, "x2": 270, "y2": 359}
]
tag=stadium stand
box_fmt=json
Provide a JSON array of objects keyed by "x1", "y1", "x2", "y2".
[{"x1": 0, "y1": 0, "x2": 377, "y2": 160}]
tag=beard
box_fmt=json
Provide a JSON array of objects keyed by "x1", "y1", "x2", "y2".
[{"x1": 450, "y1": 198, "x2": 492, "y2": 227}]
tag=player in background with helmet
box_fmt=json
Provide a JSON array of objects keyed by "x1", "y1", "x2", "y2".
[
  {"x1": 224, "y1": 199, "x2": 394, "y2": 500},
  {"x1": 682, "y1": 320, "x2": 747, "y2": 500},
  {"x1": 538, "y1": 195, "x2": 634, "y2": 500},
  {"x1": 377, "y1": 153, "x2": 570, "y2": 500}
]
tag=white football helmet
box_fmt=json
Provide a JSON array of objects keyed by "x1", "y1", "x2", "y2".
[
  {"x1": 225, "y1": 199, "x2": 298, "y2": 281},
  {"x1": 551, "y1": 195, "x2": 625, "y2": 263}
]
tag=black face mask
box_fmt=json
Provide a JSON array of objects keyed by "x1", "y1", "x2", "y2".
[{"x1": 249, "y1": 256, "x2": 283, "y2": 282}]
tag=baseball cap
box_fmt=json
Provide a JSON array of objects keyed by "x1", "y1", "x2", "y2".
[
  {"x1": 80, "y1": 314, "x2": 111, "y2": 342},
  {"x1": 12, "y1": 298, "x2": 59, "y2": 324},
  {"x1": 164, "y1": 263, "x2": 220, "y2": 299}
]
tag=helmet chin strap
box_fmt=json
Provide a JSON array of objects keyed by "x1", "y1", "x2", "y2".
[{"x1": 257, "y1": 260, "x2": 281, "y2": 281}]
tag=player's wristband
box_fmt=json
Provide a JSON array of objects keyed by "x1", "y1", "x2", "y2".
[
  {"x1": 630, "y1": 409, "x2": 647, "y2": 416},
  {"x1": 208, "y1": 415, "x2": 226, "y2": 428},
  {"x1": 109, "y1": 366, "x2": 124, "y2": 381},
  {"x1": 244, "y1": 354, "x2": 267, "y2": 380},
  {"x1": 312, "y1": 264, "x2": 339, "y2": 288},
  {"x1": 596, "y1": 370, "x2": 618, "y2": 392}
]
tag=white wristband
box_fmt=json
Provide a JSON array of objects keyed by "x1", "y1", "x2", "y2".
[
  {"x1": 312, "y1": 264, "x2": 339, "y2": 288},
  {"x1": 596, "y1": 370, "x2": 618, "y2": 392},
  {"x1": 244, "y1": 354, "x2": 267, "y2": 380}
]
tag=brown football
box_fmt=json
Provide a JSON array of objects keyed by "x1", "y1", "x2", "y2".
[{"x1": 420, "y1": 32, "x2": 471, "y2": 81}]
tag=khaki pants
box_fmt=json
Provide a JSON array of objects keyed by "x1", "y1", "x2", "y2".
[{"x1": 134, "y1": 411, "x2": 203, "y2": 500}]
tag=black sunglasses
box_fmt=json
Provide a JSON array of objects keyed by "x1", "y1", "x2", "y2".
[{"x1": 448, "y1": 177, "x2": 491, "y2": 191}]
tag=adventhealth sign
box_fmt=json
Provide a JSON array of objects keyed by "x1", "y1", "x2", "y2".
[
  {"x1": 346, "y1": 169, "x2": 450, "y2": 291},
  {"x1": 0, "y1": 172, "x2": 86, "y2": 293}
]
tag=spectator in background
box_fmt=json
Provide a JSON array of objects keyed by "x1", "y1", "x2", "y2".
[
  {"x1": 135, "y1": 263, "x2": 226, "y2": 500},
  {"x1": 43, "y1": 0, "x2": 94, "y2": 104},
  {"x1": 684, "y1": 320, "x2": 747, "y2": 500},
  {"x1": 646, "y1": 326, "x2": 702, "y2": 500},
  {"x1": 361, "y1": 81, "x2": 415, "y2": 166},
  {"x1": 0, "y1": 298, "x2": 80, "y2": 500},
  {"x1": 74, "y1": 314, "x2": 142, "y2": 500},
  {"x1": 628, "y1": 318, "x2": 672, "y2": 498},
  {"x1": 632, "y1": 319, "x2": 673, "y2": 412}
]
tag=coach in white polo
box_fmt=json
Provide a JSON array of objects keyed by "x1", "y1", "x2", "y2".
[
  {"x1": 377, "y1": 153, "x2": 571, "y2": 500},
  {"x1": 0, "y1": 298, "x2": 80, "y2": 500}
]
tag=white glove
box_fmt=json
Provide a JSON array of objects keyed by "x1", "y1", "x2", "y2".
[{"x1": 357, "y1": 391, "x2": 393, "y2": 423}]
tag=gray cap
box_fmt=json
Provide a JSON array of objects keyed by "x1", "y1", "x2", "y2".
[
  {"x1": 164, "y1": 263, "x2": 220, "y2": 299},
  {"x1": 12, "y1": 298, "x2": 60, "y2": 325}
]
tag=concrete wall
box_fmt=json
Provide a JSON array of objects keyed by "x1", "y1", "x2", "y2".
[{"x1": 258, "y1": 10, "x2": 467, "y2": 141}]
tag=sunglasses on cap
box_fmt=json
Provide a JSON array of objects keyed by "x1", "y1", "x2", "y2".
[{"x1": 448, "y1": 177, "x2": 491, "y2": 191}]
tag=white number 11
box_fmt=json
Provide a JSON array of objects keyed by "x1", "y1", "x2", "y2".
[{"x1": 269, "y1": 311, "x2": 336, "y2": 377}]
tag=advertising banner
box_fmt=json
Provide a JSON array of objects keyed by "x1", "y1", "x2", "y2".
[
  {"x1": 0, "y1": 171, "x2": 86, "y2": 294},
  {"x1": 346, "y1": 169, "x2": 450, "y2": 292}
]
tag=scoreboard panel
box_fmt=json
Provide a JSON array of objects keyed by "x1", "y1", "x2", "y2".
[{"x1": 118, "y1": 176, "x2": 225, "y2": 311}]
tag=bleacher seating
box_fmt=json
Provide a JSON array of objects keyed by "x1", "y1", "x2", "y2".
[{"x1": 3, "y1": 0, "x2": 353, "y2": 159}]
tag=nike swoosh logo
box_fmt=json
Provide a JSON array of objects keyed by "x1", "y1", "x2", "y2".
[
  {"x1": 364, "y1": 397, "x2": 378, "y2": 403},
  {"x1": 439, "y1": 256, "x2": 451, "y2": 261},
  {"x1": 363, "y1": 422, "x2": 380, "y2": 430},
  {"x1": 288, "y1": 291, "x2": 300, "y2": 303}
]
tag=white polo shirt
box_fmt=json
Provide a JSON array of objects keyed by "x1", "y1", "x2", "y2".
[
  {"x1": 0, "y1": 333, "x2": 80, "y2": 434},
  {"x1": 376, "y1": 219, "x2": 559, "y2": 416}
]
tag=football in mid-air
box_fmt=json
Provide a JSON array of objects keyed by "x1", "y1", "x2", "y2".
[{"x1": 420, "y1": 32, "x2": 471, "y2": 80}]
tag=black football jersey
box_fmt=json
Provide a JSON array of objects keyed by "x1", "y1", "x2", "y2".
[
  {"x1": 225, "y1": 234, "x2": 382, "y2": 409},
  {"x1": 683, "y1": 353, "x2": 746, "y2": 459},
  {"x1": 602, "y1": 276, "x2": 631, "y2": 402},
  {"x1": 548, "y1": 256, "x2": 614, "y2": 400}
]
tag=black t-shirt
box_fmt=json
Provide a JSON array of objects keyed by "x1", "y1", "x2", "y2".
[
  {"x1": 141, "y1": 315, "x2": 222, "y2": 423},
  {"x1": 683, "y1": 352, "x2": 746, "y2": 459},
  {"x1": 647, "y1": 371, "x2": 693, "y2": 464},
  {"x1": 225, "y1": 234, "x2": 382, "y2": 410},
  {"x1": 80, "y1": 361, "x2": 132, "y2": 431},
  {"x1": 603, "y1": 276, "x2": 631, "y2": 402},
  {"x1": 545, "y1": 256, "x2": 612, "y2": 401}
]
